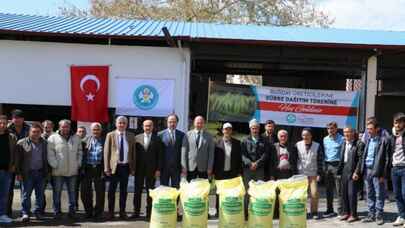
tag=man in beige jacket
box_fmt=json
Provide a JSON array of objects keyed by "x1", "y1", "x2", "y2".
[
  {"x1": 47, "y1": 119, "x2": 82, "y2": 219},
  {"x1": 104, "y1": 116, "x2": 136, "y2": 220}
]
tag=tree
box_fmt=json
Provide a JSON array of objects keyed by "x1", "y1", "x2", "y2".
[{"x1": 59, "y1": 0, "x2": 333, "y2": 27}]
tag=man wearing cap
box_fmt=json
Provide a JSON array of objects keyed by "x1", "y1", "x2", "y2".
[
  {"x1": 241, "y1": 119, "x2": 270, "y2": 217},
  {"x1": 7, "y1": 109, "x2": 30, "y2": 218},
  {"x1": 181, "y1": 116, "x2": 215, "y2": 181},
  {"x1": 213, "y1": 123, "x2": 242, "y2": 217},
  {"x1": 389, "y1": 113, "x2": 405, "y2": 227}
]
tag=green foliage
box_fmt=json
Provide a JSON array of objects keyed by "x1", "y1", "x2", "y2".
[
  {"x1": 209, "y1": 92, "x2": 256, "y2": 118},
  {"x1": 59, "y1": 0, "x2": 333, "y2": 27}
]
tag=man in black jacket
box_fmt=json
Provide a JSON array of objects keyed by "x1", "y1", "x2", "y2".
[
  {"x1": 273, "y1": 129, "x2": 297, "y2": 180},
  {"x1": 388, "y1": 113, "x2": 405, "y2": 226},
  {"x1": 337, "y1": 126, "x2": 365, "y2": 223},
  {"x1": 132, "y1": 120, "x2": 163, "y2": 220},
  {"x1": 356, "y1": 119, "x2": 390, "y2": 225},
  {"x1": 262, "y1": 120, "x2": 277, "y2": 180},
  {"x1": 213, "y1": 123, "x2": 242, "y2": 217},
  {"x1": 241, "y1": 119, "x2": 270, "y2": 218},
  {"x1": 214, "y1": 123, "x2": 242, "y2": 180}
]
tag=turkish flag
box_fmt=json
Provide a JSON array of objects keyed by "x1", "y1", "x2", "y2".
[{"x1": 70, "y1": 66, "x2": 109, "y2": 122}]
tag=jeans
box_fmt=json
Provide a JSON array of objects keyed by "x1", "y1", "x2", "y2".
[
  {"x1": 21, "y1": 170, "x2": 46, "y2": 215},
  {"x1": 53, "y1": 176, "x2": 77, "y2": 214},
  {"x1": 392, "y1": 166, "x2": 405, "y2": 218},
  {"x1": 0, "y1": 170, "x2": 11, "y2": 216},
  {"x1": 325, "y1": 162, "x2": 342, "y2": 214},
  {"x1": 365, "y1": 169, "x2": 385, "y2": 216}
]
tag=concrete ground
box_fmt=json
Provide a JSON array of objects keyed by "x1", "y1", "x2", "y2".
[{"x1": 5, "y1": 187, "x2": 400, "y2": 228}]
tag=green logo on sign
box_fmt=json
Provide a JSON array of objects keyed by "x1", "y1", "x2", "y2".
[{"x1": 286, "y1": 114, "x2": 297, "y2": 123}]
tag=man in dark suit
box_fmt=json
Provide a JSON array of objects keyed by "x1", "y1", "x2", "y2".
[
  {"x1": 132, "y1": 120, "x2": 163, "y2": 220},
  {"x1": 158, "y1": 114, "x2": 185, "y2": 188},
  {"x1": 213, "y1": 122, "x2": 242, "y2": 217},
  {"x1": 262, "y1": 120, "x2": 277, "y2": 181},
  {"x1": 337, "y1": 126, "x2": 365, "y2": 223}
]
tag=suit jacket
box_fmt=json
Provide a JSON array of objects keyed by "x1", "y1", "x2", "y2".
[
  {"x1": 103, "y1": 130, "x2": 136, "y2": 174},
  {"x1": 241, "y1": 135, "x2": 268, "y2": 170},
  {"x1": 15, "y1": 137, "x2": 48, "y2": 179},
  {"x1": 337, "y1": 140, "x2": 365, "y2": 177},
  {"x1": 135, "y1": 133, "x2": 163, "y2": 177},
  {"x1": 214, "y1": 137, "x2": 242, "y2": 179},
  {"x1": 358, "y1": 136, "x2": 390, "y2": 178},
  {"x1": 181, "y1": 129, "x2": 215, "y2": 172},
  {"x1": 158, "y1": 129, "x2": 185, "y2": 172},
  {"x1": 273, "y1": 143, "x2": 298, "y2": 176},
  {"x1": 262, "y1": 132, "x2": 278, "y2": 145}
]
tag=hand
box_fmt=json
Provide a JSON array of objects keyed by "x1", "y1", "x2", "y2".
[
  {"x1": 105, "y1": 170, "x2": 112, "y2": 176},
  {"x1": 250, "y1": 163, "x2": 257, "y2": 171},
  {"x1": 130, "y1": 171, "x2": 135, "y2": 176},
  {"x1": 207, "y1": 169, "x2": 213, "y2": 177},
  {"x1": 155, "y1": 171, "x2": 161, "y2": 178},
  {"x1": 352, "y1": 173, "x2": 359, "y2": 181},
  {"x1": 181, "y1": 168, "x2": 187, "y2": 176},
  {"x1": 16, "y1": 175, "x2": 23, "y2": 181},
  {"x1": 379, "y1": 177, "x2": 385, "y2": 183},
  {"x1": 316, "y1": 175, "x2": 321, "y2": 182}
]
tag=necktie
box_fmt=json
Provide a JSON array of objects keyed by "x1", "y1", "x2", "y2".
[
  {"x1": 119, "y1": 133, "x2": 124, "y2": 162},
  {"x1": 170, "y1": 131, "x2": 175, "y2": 145},
  {"x1": 145, "y1": 134, "x2": 150, "y2": 150},
  {"x1": 196, "y1": 131, "x2": 201, "y2": 148}
]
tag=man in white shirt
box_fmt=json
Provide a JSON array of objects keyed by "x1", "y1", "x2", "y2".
[{"x1": 133, "y1": 120, "x2": 163, "y2": 220}]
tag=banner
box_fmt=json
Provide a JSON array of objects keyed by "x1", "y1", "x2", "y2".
[
  {"x1": 208, "y1": 82, "x2": 360, "y2": 128},
  {"x1": 115, "y1": 78, "x2": 175, "y2": 117},
  {"x1": 70, "y1": 66, "x2": 109, "y2": 122}
]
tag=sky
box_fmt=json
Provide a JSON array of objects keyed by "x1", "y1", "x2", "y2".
[{"x1": 1, "y1": 0, "x2": 405, "y2": 31}]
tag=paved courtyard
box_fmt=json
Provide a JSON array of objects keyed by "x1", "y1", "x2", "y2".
[{"x1": 5, "y1": 187, "x2": 400, "y2": 228}]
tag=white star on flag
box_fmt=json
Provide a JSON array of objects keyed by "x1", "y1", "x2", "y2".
[{"x1": 85, "y1": 92, "x2": 95, "y2": 102}]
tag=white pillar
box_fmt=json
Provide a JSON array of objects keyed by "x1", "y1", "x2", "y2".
[{"x1": 366, "y1": 56, "x2": 378, "y2": 119}]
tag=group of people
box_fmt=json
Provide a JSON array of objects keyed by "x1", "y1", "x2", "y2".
[{"x1": 0, "y1": 108, "x2": 405, "y2": 227}]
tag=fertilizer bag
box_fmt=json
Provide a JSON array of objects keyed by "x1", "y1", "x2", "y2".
[
  {"x1": 180, "y1": 178, "x2": 211, "y2": 228},
  {"x1": 216, "y1": 176, "x2": 246, "y2": 228},
  {"x1": 278, "y1": 175, "x2": 308, "y2": 228},
  {"x1": 247, "y1": 180, "x2": 277, "y2": 228},
  {"x1": 149, "y1": 186, "x2": 179, "y2": 228}
]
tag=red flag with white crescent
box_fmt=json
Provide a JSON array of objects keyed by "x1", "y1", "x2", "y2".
[{"x1": 70, "y1": 66, "x2": 109, "y2": 122}]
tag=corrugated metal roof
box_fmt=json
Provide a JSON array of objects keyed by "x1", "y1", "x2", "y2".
[{"x1": 1, "y1": 12, "x2": 405, "y2": 48}]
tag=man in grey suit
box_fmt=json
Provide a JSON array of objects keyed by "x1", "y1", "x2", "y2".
[{"x1": 181, "y1": 116, "x2": 215, "y2": 181}]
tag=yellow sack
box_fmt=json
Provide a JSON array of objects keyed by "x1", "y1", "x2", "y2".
[
  {"x1": 216, "y1": 176, "x2": 245, "y2": 228},
  {"x1": 149, "y1": 186, "x2": 180, "y2": 228},
  {"x1": 278, "y1": 175, "x2": 308, "y2": 228},
  {"x1": 180, "y1": 179, "x2": 210, "y2": 228},
  {"x1": 247, "y1": 180, "x2": 277, "y2": 228}
]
